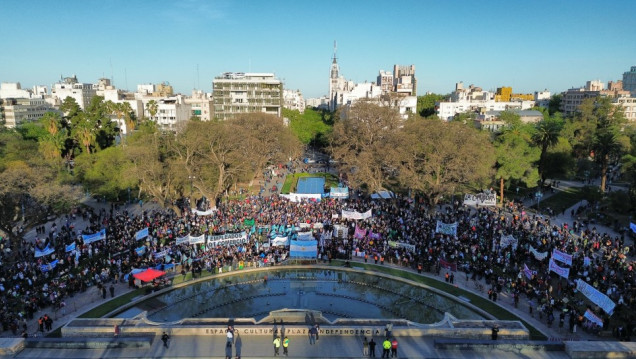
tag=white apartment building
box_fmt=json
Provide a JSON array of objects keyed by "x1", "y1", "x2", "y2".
[
  {"x1": 305, "y1": 97, "x2": 329, "y2": 109},
  {"x1": 153, "y1": 96, "x2": 191, "y2": 130},
  {"x1": 2, "y1": 98, "x2": 60, "y2": 128},
  {"x1": 212, "y1": 72, "x2": 283, "y2": 121},
  {"x1": 184, "y1": 89, "x2": 213, "y2": 121},
  {"x1": 50, "y1": 75, "x2": 96, "y2": 110},
  {"x1": 615, "y1": 96, "x2": 636, "y2": 121},
  {"x1": 534, "y1": 90, "x2": 551, "y2": 109},
  {"x1": 0, "y1": 82, "x2": 35, "y2": 99},
  {"x1": 283, "y1": 89, "x2": 305, "y2": 113}
]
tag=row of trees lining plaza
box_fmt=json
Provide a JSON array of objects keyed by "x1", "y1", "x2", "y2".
[{"x1": 1, "y1": 94, "x2": 636, "y2": 252}]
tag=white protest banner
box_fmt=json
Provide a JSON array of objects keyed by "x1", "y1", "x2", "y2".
[
  {"x1": 584, "y1": 309, "x2": 604, "y2": 327},
  {"x1": 82, "y1": 229, "x2": 107, "y2": 244},
  {"x1": 189, "y1": 234, "x2": 206, "y2": 245},
  {"x1": 500, "y1": 234, "x2": 518, "y2": 249},
  {"x1": 153, "y1": 249, "x2": 168, "y2": 258},
  {"x1": 552, "y1": 249, "x2": 573, "y2": 266},
  {"x1": 388, "y1": 241, "x2": 416, "y2": 252},
  {"x1": 176, "y1": 235, "x2": 190, "y2": 245},
  {"x1": 271, "y1": 236, "x2": 289, "y2": 246},
  {"x1": 435, "y1": 221, "x2": 458, "y2": 236},
  {"x1": 463, "y1": 192, "x2": 497, "y2": 206},
  {"x1": 192, "y1": 208, "x2": 216, "y2": 216},
  {"x1": 576, "y1": 279, "x2": 616, "y2": 315},
  {"x1": 206, "y1": 232, "x2": 248, "y2": 249},
  {"x1": 135, "y1": 227, "x2": 149, "y2": 241},
  {"x1": 341, "y1": 209, "x2": 372, "y2": 220},
  {"x1": 549, "y1": 258, "x2": 570, "y2": 278},
  {"x1": 529, "y1": 245, "x2": 548, "y2": 260}
]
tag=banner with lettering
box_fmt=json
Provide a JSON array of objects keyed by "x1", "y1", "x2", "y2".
[
  {"x1": 189, "y1": 234, "x2": 206, "y2": 245},
  {"x1": 206, "y1": 232, "x2": 248, "y2": 249},
  {"x1": 463, "y1": 192, "x2": 497, "y2": 206},
  {"x1": 584, "y1": 309, "x2": 604, "y2": 327},
  {"x1": 135, "y1": 227, "x2": 149, "y2": 241},
  {"x1": 82, "y1": 229, "x2": 107, "y2": 244},
  {"x1": 435, "y1": 221, "x2": 458, "y2": 236},
  {"x1": 388, "y1": 241, "x2": 416, "y2": 252},
  {"x1": 548, "y1": 258, "x2": 570, "y2": 278},
  {"x1": 523, "y1": 264, "x2": 537, "y2": 279},
  {"x1": 529, "y1": 245, "x2": 548, "y2": 260},
  {"x1": 65, "y1": 242, "x2": 76, "y2": 253},
  {"x1": 341, "y1": 209, "x2": 372, "y2": 220},
  {"x1": 552, "y1": 249, "x2": 572, "y2": 266},
  {"x1": 34, "y1": 245, "x2": 55, "y2": 258},
  {"x1": 176, "y1": 235, "x2": 190, "y2": 245},
  {"x1": 154, "y1": 249, "x2": 168, "y2": 258},
  {"x1": 354, "y1": 226, "x2": 367, "y2": 239},
  {"x1": 575, "y1": 279, "x2": 616, "y2": 315},
  {"x1": 500, "y1": 234, "x2": 518, "y2": 249}
]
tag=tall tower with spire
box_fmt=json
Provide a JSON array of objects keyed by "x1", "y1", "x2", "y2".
[{"x1": 329, "y1": 41, "x2": 341, "y2": 111}]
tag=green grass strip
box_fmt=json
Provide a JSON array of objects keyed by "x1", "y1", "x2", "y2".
[{"x1": 78, "y1": 288, "x2": 145, "y2": 319}]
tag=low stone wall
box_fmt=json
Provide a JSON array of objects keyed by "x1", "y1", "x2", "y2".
[
  {"x1": 24, "y1": 337, "x2": 153, "y2": 350},
  {"x1": 565, "y1": 341, "x2": 636, "y2": 359},
  {"x1": 0, "y1": 338, "x2": 24, "y2": 356},
  {"x1": 434, "y1": 339, "x2": 565, "y2": 351}
]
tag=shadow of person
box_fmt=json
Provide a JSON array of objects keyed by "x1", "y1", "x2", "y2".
[{"x1": 235, "y1": 332, "x2": 242, "y2": 357}]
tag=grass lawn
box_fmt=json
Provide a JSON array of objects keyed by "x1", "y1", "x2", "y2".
[
  {"x1": 281, "y1": 172, "x2": 339, "y2": 194},
  {"x1": 78, "y1": 288, "x2": 145, "y2": 319},
  {"x1": 530, "y1": 186, "x2": 585, "y2": 213}
]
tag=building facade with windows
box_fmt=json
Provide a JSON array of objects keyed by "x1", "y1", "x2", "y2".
[
  {"x1": 2, "y1": 98, "x2": 60, "y2": 128},
  {"x1": 212, "y1": 72, "x2": 283, "y2": 120},
  {"x1": 50, "y1": 75, "x2": 96, "y2": 110},
  {"x1": 623, "y1": 66, "x2": 636, "y2": 95}
]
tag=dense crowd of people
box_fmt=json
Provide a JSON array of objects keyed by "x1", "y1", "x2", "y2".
[{"x1": 0, "y1": 185, "x2": 634, "y2": 340}]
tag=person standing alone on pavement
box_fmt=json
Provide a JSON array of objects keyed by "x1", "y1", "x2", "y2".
[
  {"x1": 363, "y1": 337, "x2": 369, "y2": 356},
  {"x1": 161, "y1": 332, "x2": 170, "y2": 348},
  {"x1": 273, "y1": 335, "x2": 281, "y2": 356},
  {"x1": 369, "y1": 338, "x2": 376, "y2": 357}
]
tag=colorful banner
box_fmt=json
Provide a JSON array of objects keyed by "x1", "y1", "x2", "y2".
[
  {"x1": 290, "y1": 239, "x2": 317, "y2": 258},
  {"x1": 500, "y1": 235, "x2": 518, "y2": 249},
  {"x1": 354, "y1": 226, "x2": 367, "y2": 239},
  {"x1": 34, "y1": 245, "x2": 55, "y2": 258},
  {"x1": 243, "y1": 218, "x2": 255, "y2": 227},
  {"x1": 435, "y1": 221, "x2": 458, "y2": 236},
  {"x1": 439, "y1": 258, "x2": 457, "y2": 272},
  {"x1": 82, "y1": 229, "x2": 106, "y2": 244},
  {"x1": 40, "y1": 259, "x2": 59, "y2": 272},
  {"x1": 341, "y1": 209, "x2": 372, "y2": 220},
  {"x1": 135, "y1": 227, "x2": 149, "y2": 241},
  {"x1": 65, "y1": 242, "x2": 76, "y2": 253},
  {"x1": 584, "y1": 309, "x2": 604, "y2": 327},
  {"x1": 463, "y1": 192, "x2": 497, "y2": 206},
  {"x1": 529, "y1": 245, "x2": 548, "y2": 260},
  {"x1": 369, "y1": 231, "x2": 382, "y2": 240},
  {"x1": 523, "y1": 264, "x2": 537, "y2": 279},
  {"x1": 575, "y1": 279, "x2": 616, "y2": 315},
  {"x1": 552, "y1": 249, "x2": 572, "y2": 266},
  {"x1": 549, "y1": 258, "x2": 570, "y2": 278}
]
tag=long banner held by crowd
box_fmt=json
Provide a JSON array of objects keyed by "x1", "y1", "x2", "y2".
[
  {"x1": 463, "y1": 193, "x2": 497, "y2": 207},
  {"x1": 271, "y1": 236, "x2": 289, "y2": 246},
  {"x1": 576, "y1": 279, "x2": 616, "y2": 315},
  {"x1": 82, "y1": 229, "x2": 107, "y2": 244},
  {"x1": 523, "y1": 264, "x2": 537, "y2": 279},
  {"x1": 548, "y1": 258, "x2": 570, "y2": 278},
  {"x1": 552, "y1": 249, "x2": 573, "y2": 266},
  {"x1": 388, "y1": 241, "x2": 416, "y2": 252},
  {"x1": 529, "y1": 245, "x2": 548, "y2": 260},
  {"x1": 35, "y1": 244, "x2": 55, "y2": 258},
  {"x1": 206, "y1": 232, "x2": 248, "y2": 249},
  {"x1": 584, "y1": 309, "x2": 604, "y2": 327},
  {"x1": 435, "y1": 221, "x2": 458, "y2": 236},
  {"x1": 354, "y1": 226, "x2": 367, "y2": 239},
  {"x1": 135, "y1": 227, "x2": 149, "y2": 241},
  {"x1": 341, "y1": 209, "x2": 372, "y2": 220}
]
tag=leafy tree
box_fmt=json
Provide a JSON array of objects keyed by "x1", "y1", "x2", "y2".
[
  {"x1": 416, "y1": 93, "x2": 446, "y2": 117},
  {"x1": 397, "y1": 117, "x2": 495, "y2": 207},
  {"x1": 60, "y1": 97, "x2": 81, "y2": 118},
  {"x1": 548, "y1": 94, "x2": 562, "y2": 116},
  {"x1": 74, "y1": 147, "x2": 135, "y2": 201},
  {"x1": 494, "y1": 116, "x2": 540, "y2": 204},
  {"x1": 329, "y1": 102, "x2": 402, "y2": 192},
  {"x1": 532, "y1": 113, "x2": 564, "y2": 185},
  {"x1": 284, "y1": 108, "x2": 332, "y2": 146},
  {"x1": 146, "y1": 100, "x2": 158, "y2": 120}
]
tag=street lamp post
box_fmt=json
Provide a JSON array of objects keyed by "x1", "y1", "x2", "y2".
[{"x1": 535, "y1": 191, "x2": 543, "y2": 210}]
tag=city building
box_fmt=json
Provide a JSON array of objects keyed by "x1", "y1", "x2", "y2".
[
  {"x1": 376, "y1": 70, "x2": 393, "y2": 93},
  {"x1": 615, "y1": 96, "x2": 636, "y2": 121},
  {"x1": 560, "y1": 80, "x2": 630, "y2": 116},
  {"x1": 475, "y1": 109, "x2": 543, "y2": 132},
  {"x1": 50, "y1": 75, "x2": 96, "y2": 110},
  {"x1": 283, "y1": 89, "x2": 305, "y2": 113},
  {"x1": 152, "y1": 96, "x2": 192, "y2": 130},
  {"x1": 393, "y1": 64, "x2": 416, "y2": 96},
  {"x1": 494, "y1": 87, "x2": 534, "y2": 102},
  {"x1": 305, "y1": 96, "x2": 329, "y2": 110},
  {"x1": 212, "y1": 72, "x2": 283, "y2": 121},
  {"x1": 534, "y1": 90, "x2": 551, "y2": 109},
  {"x1": 184, "y1": 89, "x2": 213, "y2": 121},
  {"x1": 2, "y1": 97, "x2": 60, "y2": 128},
  {"x1": 0, "y1": 82, "x2": 36, "y2": 99},
  {"x1": 622, "y1": 66, "x2": 636, "y2": 95}
]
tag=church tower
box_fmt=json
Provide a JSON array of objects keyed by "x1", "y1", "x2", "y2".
[{"x1": 329, "y1": 41, "x2": 340, "y2": 111}]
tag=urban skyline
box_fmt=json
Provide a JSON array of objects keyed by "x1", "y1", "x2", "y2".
[{"x1": 1, "y1": 0, "x2": 635, "y2": 98}]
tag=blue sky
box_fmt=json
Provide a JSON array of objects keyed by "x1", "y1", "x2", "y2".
[{"x1": 1, "y1": 0, "x2": 635, "y2": 98}]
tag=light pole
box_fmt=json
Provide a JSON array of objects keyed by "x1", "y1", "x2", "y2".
[{"x1": 535, "y1": 191, "x2": 543, "y2": 210}]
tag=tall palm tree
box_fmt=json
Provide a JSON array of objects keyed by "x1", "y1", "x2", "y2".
[
  {"x1": 594, "y1": 129, "x2": 623, "y2": 192},
  {"x1": 73, "y1": 118, "x2": 96, "y2": 154},
  {"x1": 146, "y1": 100, "x2": 158, "y2": 121},
  {"x1": 532, "y1": 115, "x2": 564, "y2": 185}
]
